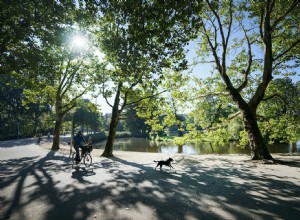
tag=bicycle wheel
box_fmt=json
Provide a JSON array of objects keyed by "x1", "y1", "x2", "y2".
[
  {"x1": 83, "y1": 153, "x2": 92, "y2": 167},
  {"x1": 72, "y1": 152, "x2": 77, "y2": 165}
]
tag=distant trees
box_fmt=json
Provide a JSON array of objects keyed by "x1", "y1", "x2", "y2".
[
  {"x1": 122, "y1": 105, "x2": 149, "y2": 137},
  {"x1": 72, "y1": 99, "x2": 102, "y2": 133},
  {"x1": 136, "y1": 70, "x2": 190, "y2": 139},
  {"x1": 0, "y1": 75, "x2": 52, "y2": 140}
]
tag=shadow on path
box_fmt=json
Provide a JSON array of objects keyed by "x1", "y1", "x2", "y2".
[
  {"x1": 0, "y1": 150, "x2": 300, "y2": 220},
  {"x1": 0, "y1": 138, "x2": 37, "y2": 148}
]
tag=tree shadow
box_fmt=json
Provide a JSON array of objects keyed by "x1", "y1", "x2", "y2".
[
  {"x1": 273, "y1": 158, "x2": 300, "y2": 168},
  {"x1": 0, "y1": 138, "x2": 37, "y2": 148},
  {"x1": 71, "y1": 166, "x2": 96, "y2": 183},
  {"x1": 1, "y1": 151, "x2": 299, "y2": 220},
  {"x1": 240, "y1": 157, "x2": 300, "y2": 168}
]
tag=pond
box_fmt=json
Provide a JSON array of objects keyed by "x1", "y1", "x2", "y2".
[{"x1": 94, "y1": 138, "x2": 300, "y2": 155}]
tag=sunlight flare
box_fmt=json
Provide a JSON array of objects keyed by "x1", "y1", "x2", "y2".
[{"x1": 70, "y1": 34, "x2": 88, "y2": 51}]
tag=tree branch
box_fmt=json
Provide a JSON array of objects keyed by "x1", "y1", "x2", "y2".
[
  {"x1": 259, "y1": 8, "x2": 265, "y2": 41},
  {"x1": 119, "y1": 57, "x2": 152, "y2": 112},
  {"x1": 271, "y1": 0, "x2": 300, "y2": 32},
  {"x1": 104, "y1": 95, "x2": 113, "y2": 108},
  {"x1": 126, "y1": 89, "x2": 168, "y2": 106},
  {"x1": 61, "y1": 61, "x2": 83, "y2": 98},
  {"x1": 201, "y1": 19, "x2": 222, "y2": 74},
  {"x1": 58, "y1": 57, "x2": 71, "y2": 94},
  {"x1": 227, "y1": 111, "x2": 241, "y2": 121},
  {"x1": 237, "y1": 16, "x2": 253, "y2": 93},
  {"x1": 61, "y1": 88, "x2": 88, "y2": 115},
  {"x1": 225, "y1": 0, "x2": 233, "y2": 50},
  {"x1": 262, "y1": 93, "x2": 289, "y2": 106},
  {"x1": 201, "y1": 110, "x2": 241, "y2": 131},
  {"x1": 186, "y1": 92, "x2": 230, "y2": 101},
  {"x1": 273, "y1": 39, "x2": 300, "y2": 62}
]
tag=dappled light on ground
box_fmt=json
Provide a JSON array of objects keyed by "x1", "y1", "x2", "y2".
[{"x1": 1, "y1": 142, "x2": 300, "y2": 219}]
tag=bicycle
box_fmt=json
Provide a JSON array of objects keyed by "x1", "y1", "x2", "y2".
[{"x1": 72, "y1": 145, "x2": 93, "y2": 167}]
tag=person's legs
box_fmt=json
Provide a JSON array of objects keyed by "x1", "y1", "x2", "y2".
[
  {"x1": 79, "y1": 145, "x2": 85, "y2": 156},
  {"x1": 74, "y1": 145, "x2": 80, "y2": 162}
]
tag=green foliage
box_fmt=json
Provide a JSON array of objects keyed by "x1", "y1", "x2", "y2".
[
  {"x1": 71, "y1": 99, "x2": 102, "y2": 132},
  {"x1": 1, "y1": 0, "x2": 299, "y2": 151},
  {"x1": 206, "y1": 128, "x2": 232, "y2": 147},
  {"x1": 84, "y1": 131, "x2": 107, "y2": 143},
  {"x1": 186, "y1": 0, "x2": 300, "y2": 156},
  {"x1": 173, "y1": 137, "x2": 185, "y2": 146},
  {"x1": 96, "y1": 0, "x2": 202, "y2": 109},
  {"x1": 0, "y1": 0, "x2": 77, "y2": 76},
  {"x1": 0, "y1": 0, "x2": 102, "y2": 145},
  {"x1": 122, "y1": 105, "x2": 149, "y2": 136},
  {"x1": 258, "y1": 78, "x2": 300, "y2": 143},
  {"x1": 136, "y1": 69, "x2": 190, "y2": 138},
  {"x1": 0, "y1": 75, "x2": 53, "y2": 139},
  {"x1": 239, "y1": 130, "x2": 249, "y2": 147}
]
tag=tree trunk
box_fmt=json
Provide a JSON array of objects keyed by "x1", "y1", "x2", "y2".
[
  {"x1": 51, "y1": 117, "x2": 62, "y2": 150},
  {"x1": 102, "y1": 113, "x2": 119, "y2": 157},
  {"x1": 177, "y1": 145, "x2": 183, "y2": 153},
  {"x1": 242, "y1": 109, "x2": 272, "y2": 160},
  {"x1": 102, "y1": 82, "x2": 122, "y2": 157},
  {"x1": 70, "y1": 115, "x2": 75, "y2": 156},
  {"x1": 177, "y1": 128, "x2": 183, "y2": 137},
  {"x1": 209, "y1": 142, "x2": 214, "y2": 154},
  {"x1": 52, "y1": 94, "x2": 63, "y2": 151}
]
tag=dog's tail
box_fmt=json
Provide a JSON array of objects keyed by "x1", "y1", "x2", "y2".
[{"x1": 153, "y1": 160, "x2": 158, "y2": 162}]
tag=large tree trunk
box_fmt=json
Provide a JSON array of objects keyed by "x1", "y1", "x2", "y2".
[
  {"x1": 102, "y1": 112, "x2": 119, "y2": 157},
  {"x1": 52, "y1": 95, "x2": 63, "y2": 151},
  {"x1": 228, "y1": 88, "x2": 273, "y2": 160},
  {"x1": 102, "y1": 82, "x2": 122, "y2": 157},
  {"x1": 51, "y1": 117, "x2": 62, "y2": 150},
  {"x1": 242, "y1": 108, "x2": 272, "y2": 160}
]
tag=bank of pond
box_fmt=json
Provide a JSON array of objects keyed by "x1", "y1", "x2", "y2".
[{"x1": 93, "y1": 137, "x2": 300, "y2": 155}]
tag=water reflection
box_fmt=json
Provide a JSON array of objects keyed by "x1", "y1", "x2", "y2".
[{"x1": 94, "y1": 138, "x2": 300, "y2": 155}]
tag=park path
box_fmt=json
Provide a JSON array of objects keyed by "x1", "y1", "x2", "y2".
[{"x1": 1, "y1": 138, "x2": 300, "y2": 220}]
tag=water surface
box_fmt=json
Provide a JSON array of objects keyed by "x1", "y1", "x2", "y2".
[{"x1": 94, "y1": 138, "x2": 300, "y2": 155}]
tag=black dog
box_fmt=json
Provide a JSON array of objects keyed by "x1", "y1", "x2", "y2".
[{"x1": 154, "y1": 157, "x2": 174, "y2": 170}]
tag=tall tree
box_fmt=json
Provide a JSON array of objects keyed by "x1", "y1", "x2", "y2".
[
  {"x1": 96, "y1": 0, "x2": 201, "y2": 157},
  {"x1": 191, "y1": 0, "x2": 300, "y2": 159},
  {"x1": 23, "y1": 32, "x2": 99, "y2": 150},
  {"x1": 1, "y1": 0, "x2": 94, "y2": 148}
]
